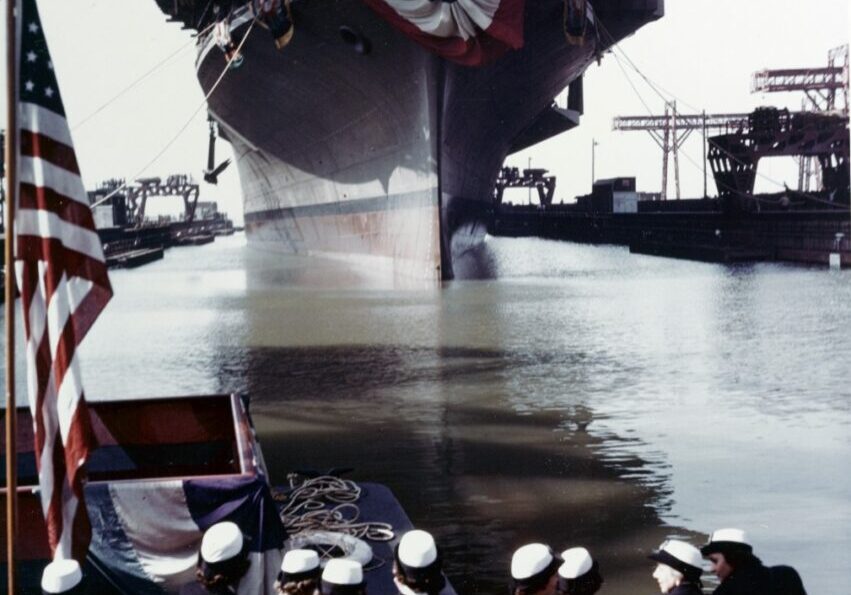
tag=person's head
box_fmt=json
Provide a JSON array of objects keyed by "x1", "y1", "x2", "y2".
[
  {"x1": 510, "y1": 543, "x2": 562, "y2": 595},
  {"x1": 700, "y1": 528, "x2": 758, "y2": 581},
  {"x1": 320, "y1": 559, "x2": 367, "y2": 595},
  {"x1": 648, "y1": 540, "x2": 703, "y2": 594},
  {"x1": 41, "y1": 559, "x2": 85, "y2": 595},
  {"x1": 197, "y1": 521, "x2": 251, "y2": 589},
  {"x1": 277, "y1": 549, "x2": 321, "y2": 595},
  {"x1": 556, "y1": 547, "x2": 603, "y2": 595},
  {"x1": 393, "y1": 529, "x2": 445, "y2": 595}
]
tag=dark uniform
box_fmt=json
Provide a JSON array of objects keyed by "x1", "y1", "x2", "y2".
[
  {"x1": 713, "y1": 559, "x2": 806, "y2": 595},
  {"x1": 178, "y1": 582, "x2": 237, "y2": 595},
  {"x1": 668, "y1": 584, "x2": 703, "y2": 595}
]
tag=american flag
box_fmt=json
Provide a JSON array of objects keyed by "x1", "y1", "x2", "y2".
[{"x1": 14, "y1": 0, "x2": 112, "y2": 561}]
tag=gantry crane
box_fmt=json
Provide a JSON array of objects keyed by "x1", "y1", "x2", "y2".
[
  {"x1": 751, "y1": 45, "x2": 849, "y2": 190},
  {"x1": 612, "y1": 104, "x2": 749, "y2": 199}
]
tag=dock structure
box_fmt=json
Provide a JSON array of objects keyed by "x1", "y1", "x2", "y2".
[
  {"x1": 494, "y1": 99, "x2": 850, "y2": 267},
  {"x1": 493, "y1": 166, "x2": 556, "y2": 207},
  {"x1": 613, "y1": 106, "x2": 751, "y2": 200},
  {"x1": 708, "y1": 108, "x2": 849, "y2": 211},
  {"x1": 751, "y1": 44, "x2": 849, "y2": 191},
  {"x1": 126, "y1": 174, "x2": 201, "y2": 227}
]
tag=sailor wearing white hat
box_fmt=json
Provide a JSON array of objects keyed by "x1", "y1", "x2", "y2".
[
  {"x1": 180, "y1": 521, "x2": 251, "y2": 595},
  {"x1": 648, "y1": 540, "x2": 703, "y2": 595},
  {"x1": 277, "y1": 549, "x2": 322, "y2": 595},
  {"x1": 41, "y1": 558, "x2": 85, "y2": 595},
  {"x1": 320, "y1": 559, "x2": 367, "y2": 595},
  {"x1": 555, "y1": 547, "x2": 603, "y2": 595},
  {"x1": 510, "y1": 543, "x2": 562, "y2": 595},
  {"x1": 393, "y1": 529, "x2": 446, "y2": 595},
  {"x1": 701, "y1": 528, "x2": 805, "y2": 595}
]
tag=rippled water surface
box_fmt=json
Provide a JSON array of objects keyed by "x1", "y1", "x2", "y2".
[{"x1": 3, "y1": 234, "x2": 850, "y2": 594}]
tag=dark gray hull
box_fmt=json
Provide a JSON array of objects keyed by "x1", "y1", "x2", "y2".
[{"x1": 195, "y1": 0, "x2": 663, "y2": 283}]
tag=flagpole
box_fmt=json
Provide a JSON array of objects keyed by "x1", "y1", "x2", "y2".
[{"x1": 5, "y1": 0, "x2": 19, "y2": 590}]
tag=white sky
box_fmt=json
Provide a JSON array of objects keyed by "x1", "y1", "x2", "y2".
[{"x1": 1, "y1": 1, "x2": 850, "y2": 218}]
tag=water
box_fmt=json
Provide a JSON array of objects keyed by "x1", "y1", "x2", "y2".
[{"x1": 3, "y1": 234, "x2": 850, "y2": 594}]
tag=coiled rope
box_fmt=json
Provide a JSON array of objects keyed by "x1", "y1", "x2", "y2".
[{"x1": 275, "y1": 475, "x2": 395, "y2": 542}]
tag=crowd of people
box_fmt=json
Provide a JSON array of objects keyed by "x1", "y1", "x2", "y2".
[{"x1": 37, "y1": 524, "x2": 806, "y2": 595}]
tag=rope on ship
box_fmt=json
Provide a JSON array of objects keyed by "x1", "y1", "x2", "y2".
[
  {"x1": 92, "y1": 17, "x2": 257, "y2": 208},
  {"x1": 274, "y1": 475, "x2": 396, "y2": 542}
]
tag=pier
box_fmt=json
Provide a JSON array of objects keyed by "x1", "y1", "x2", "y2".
[{"x1": 88, "y1": 175, "x2": 236, "y2": 269}]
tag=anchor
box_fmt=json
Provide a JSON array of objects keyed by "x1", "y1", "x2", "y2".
[{"x1": 203, "y1": 115, "x2": 231, "y2": 184}]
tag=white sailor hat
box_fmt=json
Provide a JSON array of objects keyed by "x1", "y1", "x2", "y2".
[
  {"x1": 321, "y1": 559, "x2": 365, "y2": 594},
  {"x1": 280, "y1": 549, "x2": 321, "y2": 582},
  {"x1": 701, "y1": 528, "x2": 752, "y2": 556},
  {"x1": 649, "y1": 540, "x2": 703, "y2": 581},
  {"x1": 201, "y1": 521, "x2": 244, "y2": 563},
  {"x1": 511, "y1": 543, "x2": 561, "y2": 590},
  {"x1": 41, "y1": 558, "x2": 82, "y2": 594},
  {"x1": 558, "y1": 547, "x2": 593, "y2": 580},
  {"x1": 398, "y1": 530, "x2": 438, "y2": 569},
  {"x1": 395, "y1": 529, "x2": 445, "y2": 591}
]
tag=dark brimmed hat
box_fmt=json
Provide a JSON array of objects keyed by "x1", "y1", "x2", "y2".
[
  {"x1": 648, "y1": 540, "x2": 703, "y2": 582},
  {"x1": 510, "y1": 543, "x2": 562, "y2": 592},
  {"x1": 394, "y1": 530, "x2": 446, "y2": 592},
  {"x1": 700, "y1": 528, "x2": 752, "y2": 557}
]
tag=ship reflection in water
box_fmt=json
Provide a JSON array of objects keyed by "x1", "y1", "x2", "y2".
[{"x1": 4, "y1": 234, "x2": 849, "y2": 594}]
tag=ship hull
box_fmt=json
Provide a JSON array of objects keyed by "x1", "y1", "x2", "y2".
[{"x1": 196, "y1": 0, "x2": 662, "y2": 283}]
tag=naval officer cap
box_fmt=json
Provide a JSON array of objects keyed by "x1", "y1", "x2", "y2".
[
  {"x1": 700, "y1": 528, "x2": 752, "y2": 556},
  {"x1": 41, "y1": 558, "x2": 83, "y2": 594},
  {"x1": 280, "y1": 549, "x2": 321, "y2": 584},
  {"x1": 201, "y1": 521, "x2": 244, "y2": 563},
  {"x1": 321, "y1": 559, "x2": 367, "y2": 595},
  {"x1": 394, "y1": 529, "x2": 446, "y2": 592},
  {"x1": 648, "y1": 540, "x2": 703, "y2": 582},
  {"x1": 511, "y1": 543, "x2": 562, "y2": 592}
]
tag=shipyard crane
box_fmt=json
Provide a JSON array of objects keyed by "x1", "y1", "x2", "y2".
[
  {"x1": 751, "y1": 45, "x2": 849, "y2": 191},
  {"x1": 612, "y1": 103, "x2": 750, "y2": 199}
]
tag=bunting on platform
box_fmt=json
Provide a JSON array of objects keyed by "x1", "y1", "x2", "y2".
[{"x1": 362, "y1": 0, "x2": 526, "y2": 66}]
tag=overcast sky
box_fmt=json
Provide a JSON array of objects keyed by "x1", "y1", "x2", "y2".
[{"x1": 1, "y1": 1, "x2": 849, "y2": 219}]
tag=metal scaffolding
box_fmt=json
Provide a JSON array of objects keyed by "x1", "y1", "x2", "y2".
[
  {"x1": 751, "y1": 44, "x2": 849, "y2": 191},
  {"x1": 613, "y1": 103, "x2": 750, "y2": 199}
]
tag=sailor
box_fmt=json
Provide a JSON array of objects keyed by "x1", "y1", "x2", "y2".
[
  {"x1": 180, "y1": 521, "x2": 251, "y2": 595},
  {"x1": 320, "y1": 559, "x2": 368, "y2": 595},
  {"x1": 556, "y1": 547, "x2": 603, "y2": 595},
  {"x1": 648, "y1": 539, "x2": 703, "y2": 595},
  {"x1": 700, "y1": 528, "x2": 806, "y2": 595},
  {"x1": 276, "y1": 549, "x2": 322, "y2": 595},
  {"x1": 510, "y1": 543, "x2": 562, "y2": 595},
  {"x1": 393, "y1": 529, "x2": 446, "y2": 595},
  {"x1": 41, "y1": 558, "x2": 86, "y2": 595}
]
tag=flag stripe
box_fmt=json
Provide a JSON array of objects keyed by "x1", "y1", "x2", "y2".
[
  {"x1": 20, "y1": 182, "x2": 98, "y2": 230},
  {"x1": 19, "y1": 156, "x2": 89, "y2": 206},
  {"x1": 21, "y1": 129, "x2": 81, "y2": 175},
  {"x1": 20, "y1": 101, "x2": 74, "y2": 147},
  {"x1": 17, "y1": 209, "x2": 107, "y2": 262}
]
